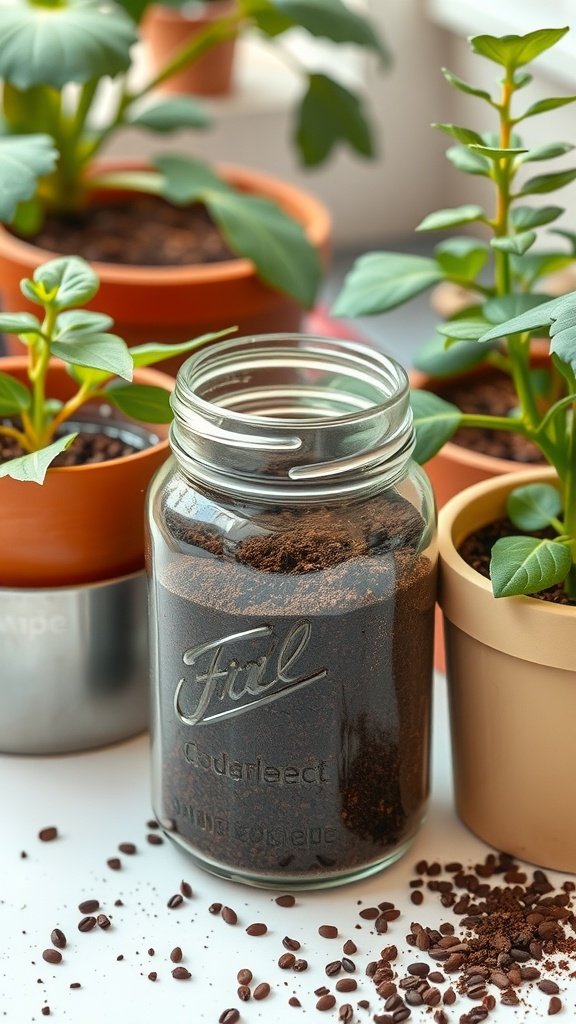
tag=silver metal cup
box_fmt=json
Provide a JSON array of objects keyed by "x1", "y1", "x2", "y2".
[{"x1": 0, "y1": 572, "x2": 149, "y2": 755}]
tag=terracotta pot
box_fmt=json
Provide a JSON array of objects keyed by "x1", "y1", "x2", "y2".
[
  {"x1": 0, "y1": 358, "x2": 172, "y2": 587},
  {"x1": 438, "y1": 468, "x2": 576, "y2": 873},
  {"x1": 0, "y1": 163, "x2": 331, "y2": 376},
  {"x1": 141, "y1": 1, "x2": 237, "y2": 97}
]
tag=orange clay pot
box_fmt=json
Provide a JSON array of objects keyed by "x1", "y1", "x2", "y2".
[
  {"x1": 141, "y1": 1, "x2": 237, "y2": 97},
  {"x1": 0, "y1": 163, "x2": 332, "y2": 376},
  {"x1": 0, "y1": 358, "x2": 172, "y2": 588}
]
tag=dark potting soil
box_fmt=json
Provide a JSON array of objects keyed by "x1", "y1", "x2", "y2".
[
  {"x1": 435, "y1": 372, "x2": 544, "y2": 464},
  {"x1": 0, "y1": 428, "x2": 142, "y2": 467},
  {"x1": 151, "y1": 495, "x2": 436, "y2": 881},
  {"x1": 459, "y1": 517, "x2": 576, "y2": 606},
  {"x1": 28, "y1": 196, "x2": 234, "y2": 267}
]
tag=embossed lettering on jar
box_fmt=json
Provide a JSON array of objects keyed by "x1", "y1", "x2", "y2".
[{"x1": 146, "y1": 335, "x2": 437, "y2": 888}]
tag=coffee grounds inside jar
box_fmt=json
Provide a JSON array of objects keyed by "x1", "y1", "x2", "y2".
[{"x1": 152, "y1": 493, "x2": 435, "y2": 883}]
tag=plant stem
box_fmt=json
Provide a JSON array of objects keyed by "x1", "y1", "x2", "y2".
[
  {"x1": 458, "y1": 412, "x2": 526, "y2": 433},
  {"x1": 0, "y1": 423, "x2": 31, "y2": 450},
  {"x1": 29, "y1": 305, "x2": 57, "y2": 444},
  {"x1": 48, "y1": 383, "x2": 93, "y2": 441}
]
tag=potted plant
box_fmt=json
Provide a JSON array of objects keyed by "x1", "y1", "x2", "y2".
[
  {"x1": 140, "y1": 0, "x2": 239, "y2": 97},
  {"x1": 0, "y1": 0, "x2": 387, "y2": 369},
  {"x1": 0, "y1": 252, "x2": 230, "y2": 755},
  {"x1": 333, "y1": 26, "x2": 576, "y2": 508}
]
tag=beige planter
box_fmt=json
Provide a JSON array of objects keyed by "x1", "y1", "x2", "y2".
[{"x1": 438, "y1": 468, "x2": 576, "y2": 873}]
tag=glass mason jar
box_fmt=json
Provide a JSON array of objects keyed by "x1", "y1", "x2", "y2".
[{"x1": 147, "y1": 335, "x2": 437, "y2": 889}]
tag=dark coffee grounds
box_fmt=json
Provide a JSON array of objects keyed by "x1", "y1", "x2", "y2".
[
  {"x1": 151, "y1": 493, "x2": 435, "y2": 882},
  {"x1": 27, "y1": 196, "x2": 233, "y2": 267},
  {"x1": 435, "y1": 371, "x2": 544, "y2": 464},
  {"x1": 459, "y1": 517, "x2": 576, "y2": 606}
]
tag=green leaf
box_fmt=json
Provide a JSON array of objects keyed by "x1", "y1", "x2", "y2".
[
  {"x1": 128, "y1": 97, "x2": 211, "y2": 133},
  {"x1": 434, "y1": 123, "x2": 484, "y2": 146},
  {"x1": 413, "y1": 333, "x2": 489, "y2": 377},
  {"x1": 295, "y1": 74, "x2": 374, "y2": 167},
  {"x1": 410, "y1": 389, "x2": 461, "y2": 464},
  {"x1": 446, "y1": 145, "x2": 490, "y2": 177},
  {"x1": 130, "y1": 328, "x2": 237, "y2": 368},
  {"x1": 332, "y1": 253, "x2": 442, "y2": 317},
  {"x1": 0, "y1": 134, "x2": 58, "y2": 223},
  {"x1": 0, "y1": 0, "x2": 137, "y2": 89},
  {"x1": 441, "y1": 68, "x2": 493, "y2": 103},
  {"x1": 548, "y1": 296, "x2": 576, "y2": 372},
  {"x1": 490, "y1": 535, "x2": 571, "y2": 597},
  {"x1": 519, "y1": 169, "x2": 576, "y2": 196},
  {"x1": 155, "y1": 154, "x2": 227, "y2": 205},
  {"x1": 517, "y1": 96, "x2": 576, "y2": 121},
  {"x1": 22, "y1": 257, "x2": 99, "y2": 311},
  {"x1": 242, "y1": 0, "x2": 294, "y2": 36},
  {"x1": 0, "y1": 371, "x2": 31, "y2": 416},
  {"x1": 274, "y1": 0, "x2": 389, "y2": 60},
  {"x1": 0, "y1": 312, "x2": 42, "y2": 335},
  {"x1": 490, "y1": 231, "x2": 536, "y2": 255},
  {"x1": 470, "y1": 28, "x2": 569, "y2": 69},
  {"x1": 510, "y1": 205, "x2": 564, "y2": 229},
  {"x1": 511, "y1": 251, "x2": 574, "y2": 288},
  {"x1": 55, "y1": 310, "x2": 115, "y2": 338},
  {"x1": 506, "y1": 483, "x2": 563, "y2": 531},
  {"x1": 104, "y1": 383, "x2": 172, "y2": 424},
  {"x1": 416, "y1": 205, "x2": 485, "y2": 232},
  {"x1": 0, "y1": 433, "x2": 77, "y2": 484},
  {"x1": 469, "y1": 144, "x2": 528, "y2": 159},
  {"x1": 51, "y1": 333, "x2": 133, "y2": 382},
  {"x1": 114, "y1": 0, "x2": 150, "y2": 23},
  {"x1": 206, "y1": 189, "x2": 322, "y2": 308},
  {"x1": 434, "y1": 237, "x2": 489, "y2": 281},
  {"x1": 482, "y1": 293, "x2": 558, "y2": 331},
  {"x1": 520, "y1": 142, "x2": 574, "y2": 162},
  {"x1": 436, "y1": 318, "x2": 489, "y2": 341},
  {"x1": 549, "y1": 228, "x2": 576, "y2": 254}
]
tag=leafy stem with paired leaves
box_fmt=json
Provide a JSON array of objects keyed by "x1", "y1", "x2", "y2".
[
  {"x1": 0, "y1": 255, "x2": 233, "y2": 484},
  {"x1": 334, "y1": 27, "x2": 576, "y2": 601}
]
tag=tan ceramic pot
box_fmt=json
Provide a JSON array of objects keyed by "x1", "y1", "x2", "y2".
[{"x1": 438, "y1": 468, "x2": 576, "y2": 873}]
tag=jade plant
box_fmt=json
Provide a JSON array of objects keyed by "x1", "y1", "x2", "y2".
[
  {"x1": 0, "y1": 0, "x2": 388, "y2": 308},
  {"x1": 0, "y1": 255, "x2": 230, "y2": 484}
]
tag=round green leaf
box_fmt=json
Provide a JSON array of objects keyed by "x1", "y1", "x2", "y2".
[
  {"x1": 104, "y1": 383, "x2": 172, "y2": 423},
  {"x1": 51, "y1": 333, "x2": 133, "y2": 381},
  {"x1": 0, "y1": 0, "x2": 137, "y2": 90},
  {"x1": 0, "y1": 371, "x2": 31, "y2": 415},
  {"x1": 128, "y1": 97, "x2": 211, "y2": 133},
  {"x1": 0, "y1": 134, "x2": 58, "y2": 222},
  {"x1": 296, "y1": 74, "x2": 374, "y2": 167},
  {"x1": 416, "y1": 205, "x2": 485, "y2": 232},
  {"x1": 506, "y1": 483, "x2": 563, "y2": 531},
  {"x1": 410, "y1": 389, "x2": 461, "y2": 465},
  {"x1": 490, "y1": 535, "x2": 571, "y2": 597},
  {"x1": 26, "y1": 256, "x2": 99, "y2": 311}
]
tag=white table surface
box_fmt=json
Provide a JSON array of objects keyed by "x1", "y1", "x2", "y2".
[{"x1": 1, "y1": 675, "x2": 574, "y2": 1024}]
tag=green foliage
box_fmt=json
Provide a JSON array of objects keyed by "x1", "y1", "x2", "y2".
[
  {"x1": 0, "y1": 256, "x2": 235, "y2": 483},
  {"x1": 333, "y1": 26, "x2": 576, "y2": 601},
  {"x1": 0, "y1": 0, "x2": 387, "y2": 305}
]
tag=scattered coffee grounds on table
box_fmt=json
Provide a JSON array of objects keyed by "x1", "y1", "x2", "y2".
[{"x1": 154, "y1": 494, "x2": 435, "y2": 884}]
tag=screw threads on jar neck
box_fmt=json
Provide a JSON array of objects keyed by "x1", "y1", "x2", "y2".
[{"x1": 169, "y1": 335, "x2": 415, "y2": 500}]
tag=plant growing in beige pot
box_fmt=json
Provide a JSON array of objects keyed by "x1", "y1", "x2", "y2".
[
  {"x1": 0, "y1": 0, "x2": 387, "y2": 367},
  {"x1": 0, "y1": 252, "x2": 228, "y2": 755},
  {"x1": 334, "y1": 26, "x2": 576, "y2": 508},
  {"x1": 431, "y1": 274, "x2": 576, "y2": 871}
]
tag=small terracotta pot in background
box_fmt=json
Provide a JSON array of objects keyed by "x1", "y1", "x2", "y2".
[
  {"x1": 438, "y1": 468, "x2": 576, "y2": 873},
  {"x1": 141, "y1": 0, "x2": 238, "y2": 97},
  {"x1": 0, "y1": 358, "x2": 172, "y2": 588}
]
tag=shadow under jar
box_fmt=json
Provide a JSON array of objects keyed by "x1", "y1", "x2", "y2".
[{"x1": 146, "y1": 335, "x2": 437, "y2": 888}]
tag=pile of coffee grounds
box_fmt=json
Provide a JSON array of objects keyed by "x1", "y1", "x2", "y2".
[
  {"x1": 435, "y1": 372, "x2": 543, "y2": 464},
  {"x1": 152, "y1": 493, "x2": 436, "y2": 881},
  {"x1": 28, "y1": 196, "x2": 234, "y2": 267},
  {"x1": 459, "y1": 518, "x2": 575, "y2": 606},
  {"x1": 0, "y1": 425, "x2": 145, "y2": 467}
]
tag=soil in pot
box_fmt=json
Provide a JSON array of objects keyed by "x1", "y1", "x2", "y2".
[
  {"x1": 0, "y1": 422, "x2": 153, "y2": 466},
  {"x1": 459, "y1": 518, "x2": 575, "y2": 606},
  {"x1": 23, "y1": 196, "x2": 234, "y2": 267}
]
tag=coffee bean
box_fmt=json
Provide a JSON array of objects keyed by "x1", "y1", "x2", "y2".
[
  {"x1": 342, "y1": 957, "x2": 356, "y2": 973},
  {"x1": 539, "y1": 980, "x2": 560, "y2": 995},
  {"x1": 38, "y1": 827, "x2": 58, "y2": 842},
  {"x1": 253, "y1": 982, "x2": 271, "y2": 1000},
  {"x1": 375, "y1": 914, "x2": 388, "y2": 934},
  {"x1": 180, "y1": 880, "x2": 193, "y2": 898},
  {"x1": 392, "y1": 1009, "x2": 411, "y2": 1023},
  {"x1": 170, "y1": 947, "x2": 183, "y2": 963},
  {"x1": 42, "y1": 949, "x2": 62, "y2": 964},
  {"x1": 359, "y1": 907, "x2": 380, "y2": 920},
  {"x1": 428, "y1": 972, "x2": 445, "y2": 984},
  {"x1": 106, "y1": 858, "x2": 121, "y2": 870},
  {"x1": 500, "y1": 989, "x2": 519, "y2": 1006},
  {"x1": 326, "y1": 960, "x2": 342, "y2": 976},
  {"x1": 289, "y1": 997, "x2": 301, "y2": 1007},
  {"x1": 41, "y1": 1008, "x2": 50, "y2": 1017},
  {"x1": 50, "y1": 929, "x2": 66, "y2": 950},
  {"x1": 78, "y1": 900, "x2": 99, "y2": 914},
  {"x1": 548, "y1": 996, "x2": 562, "y2": 1015},
  {"x1": 275, "y1": 895, "x2": 295, "y2": 907},
  {"x1": 343, "y1": 940, "x2": 357, "y2": 955},
  {"x1": 443, "y1": 988, "x2": 456, "y2": 1005},
  {"x1": 339, "y1": 1004, "x2": 353, "y2": 1023},
  {"x1": 293, "y1": 959, "x2": 308, "y2": 972},
  {"x1": 78, "y1": 917, "x2": 96, "y2": 932},
  {"x1": 319, "y1": 924, "x2": 338, "y2": 938},
  {"x1": 411, "y1": 891, "x2": 423, "y2": 906},
  {"x1": 246, "y1": 923, "x2": 267, "y2": 936},
  {"x1": 167, "y1": 894, "x2": 183, "y2": 909},
  {"x1": 69, "y1": 983, "x2": 81, "y2": 990},
  {"x1": 407, "y1": 963, "x2": 429, "y2": 977},
  {"x1": 219, "y1": 1010, "x2": 239, "y2": 1024},
  {"x1": 315, "y1": 986, "x2": 330, "y2": 997},
  {"x1": 148, "y1": 972, "x2": 157, "y2": 982},
  {"x1": 171, "y1": 967, "x2": 191, "y2": 980},
  {"x1": 222, "y1": 906, "x2": 237, "y2": 925},
  {"x1": 118, "y1": 843, "x2": 136, "y2": 855},
  {"x1": 209, "y1": 902, "x2": 222, "y2": 915},
  {"x1": 96, "y1": 915, "x2": 111, "y2": 930},
  {"x1": 381, "y1": 945, "x2": 398, "y2": 961},
  {"x1": 146, "y1": 833, "x2": 163, "y2": 845},
  {"x1": 316, "y1": 994, "x2": 336, "y2": 1011},
  {"x1": 434, "y1": 1012, "x2": 448, "y2": 1024},
  {"x1": 282, "y1": 935, "x2": 300, "y2": 951},
  {"x1": 238, "y1": 986, "x2": 250, "y2": 1001},
  {"x1": 336, "y1": 978, "x2": 357, "y2": 992},
  {"x1": 148, "y1": 948, "x2": 155, "y2": 957},
  {"x1": 237, "y1": 969, "x2": 252, "y2": 985},
  {"x1": 278, "y1": 953, "x2": 296, "y2": 969}
]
